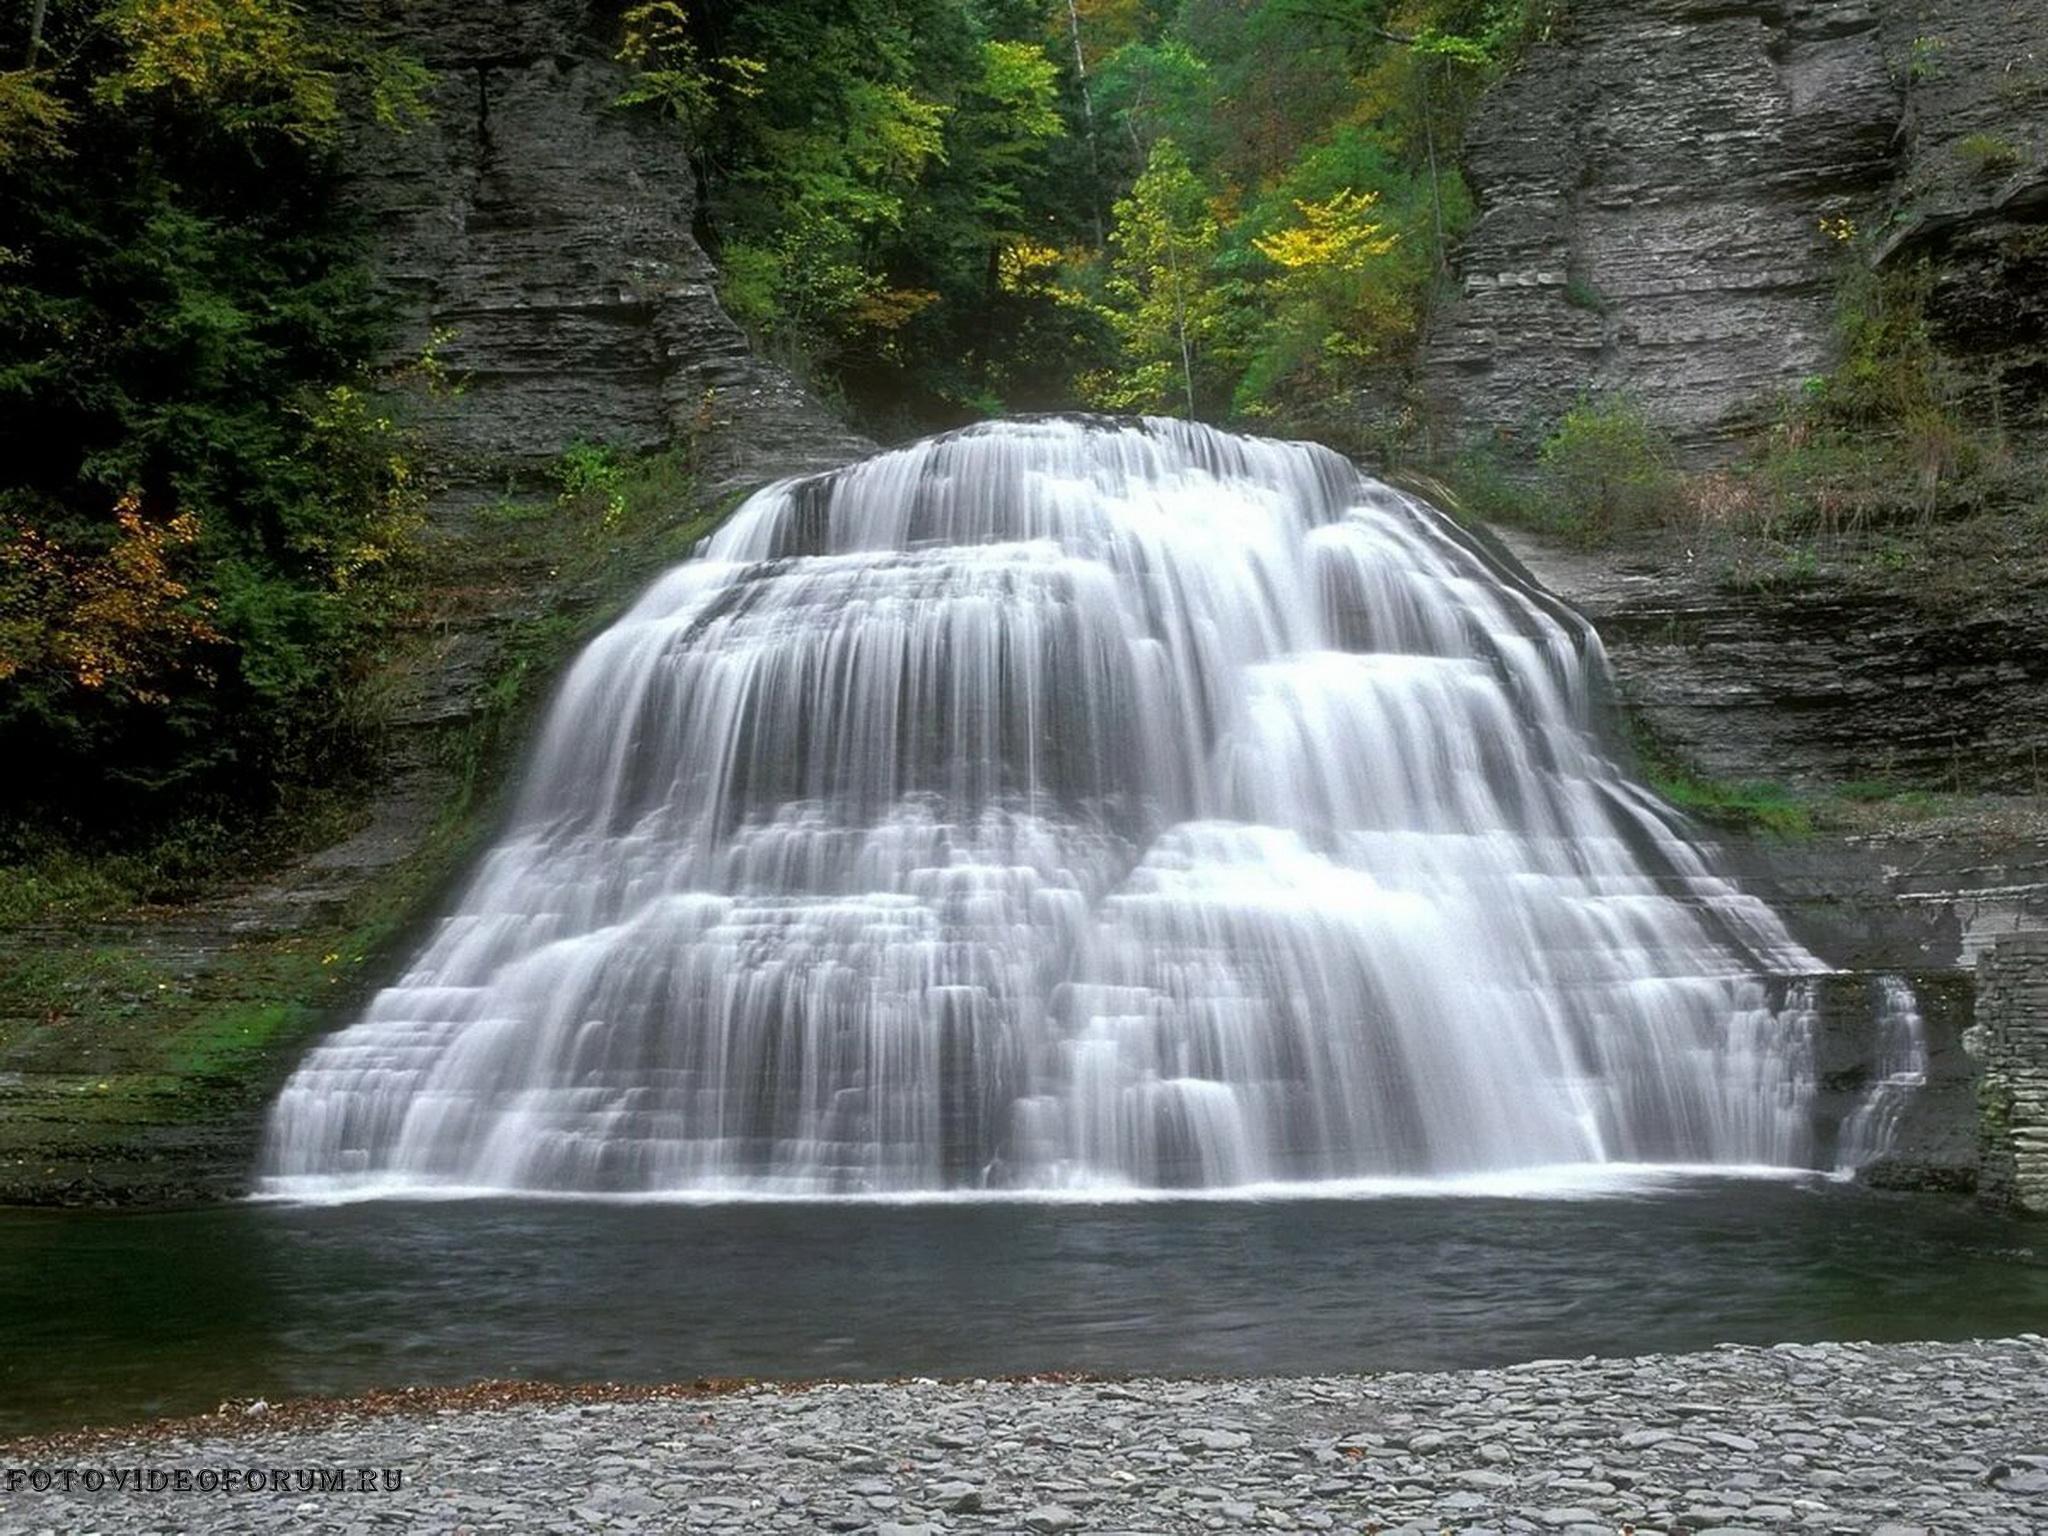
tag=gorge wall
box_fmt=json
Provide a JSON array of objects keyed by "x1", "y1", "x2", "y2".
[
  {"x1": 333, "y1": 0, "x2": 870, "y2": 494},
  {"x1": 1493, "y1": 526, "x2": 2048, "y2": 801},
  {"x1": 285, "y1": 0, "x2": 877, "y2": 966},
  {"x1": 1976, "y1": 931, "x2": 2048, "y2": 1211},
  {"x1": 1424, "y1": 0, "x2": 2048, "y2": 455}
]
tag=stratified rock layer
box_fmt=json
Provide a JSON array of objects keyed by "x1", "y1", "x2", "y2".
[
  {"x1": 1489, "y1": 526, "x2": 2048, "y2": 799},
  {"x1": 334, "y1": 0, "x2": 870, "y2": 491},
  {"x1": 1425, "y1": 0, "x2": 2048, "y2": 453},
  {"x1": 1975, "y1": 930, "x2": 2048, "y2": 1211}
]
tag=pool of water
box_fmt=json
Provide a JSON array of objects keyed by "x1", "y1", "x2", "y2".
[{"x1": 3, "y1": 1173, "x2": 2043, "y2": 1436}]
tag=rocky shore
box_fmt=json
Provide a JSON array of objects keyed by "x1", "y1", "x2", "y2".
[{"x1": 4, "y1": 1338, "x2": 2045, "y2": 1534}]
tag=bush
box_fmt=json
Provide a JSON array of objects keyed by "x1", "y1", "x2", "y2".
[
  {"x1": 1955, "y1": 132, "x2": 2022, "y2": 179},
  {"x1": 1563, "y1": 277, "x2": 1610, "y2": 314},
  {"x1": 1536, "y1": 395, "x2": 1680, "y2": 538},
  {"x1": 1749, "y1": 260, "x2": 2002, "y2": 535},
  {"x1": 1433, "y1": 446, "x2": 1554, "y2": 529},
  {"x1": 556, "y1": 442, "x2": 629, "y2": 527}
]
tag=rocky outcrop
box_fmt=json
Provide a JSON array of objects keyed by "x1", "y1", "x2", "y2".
[
  {"x1": 1974, "y1": 930, "x2": 2048, "y2": 1212},
  {"x1": 1489, "y1": 519, "x2": 2048, "y2": 966},
  {"x1": 1424, "y1": 0, "x2": 2048, "y2": 453},
  {"x1": 1489, "y1": 525, "x2": 2048, "y2": 800},
  {"x1": 335, "y1": 0, "x2": 870, "y2": 493},
  {"x1": 1875, "y1": 0, "x2": 2048, "y2": 438}
]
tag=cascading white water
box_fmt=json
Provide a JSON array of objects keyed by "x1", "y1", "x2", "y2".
[
  {"x1": 1835, "y1": 975, "x2": 1930, "y2": 1170},
  {"x1": 263, "y1": 416, "x2": 1841, "y2": 1197}
]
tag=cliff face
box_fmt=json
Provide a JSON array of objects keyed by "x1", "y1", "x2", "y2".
[
  {"x1": 1492, "y1": 529, "x2": 2048, "y2": 799},
  {"x1": 1424, "y1": 0, "x2": 2048, "y2": 454},
  {"x1": 337, "y1": 0, "x2": 870, "y2": 493},
  {"x1": 1425, "y1": 0, "x2": 2048, "y2": 1026}
]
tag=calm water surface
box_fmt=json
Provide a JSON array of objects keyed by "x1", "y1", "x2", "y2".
[{"x1": 2, "y1": 1174, "x2": 2043, "y2": 1435}]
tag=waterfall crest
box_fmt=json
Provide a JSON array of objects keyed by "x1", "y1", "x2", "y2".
[{"x1": 263, "y1": 417, "x2": 1836, "y2": 1196}]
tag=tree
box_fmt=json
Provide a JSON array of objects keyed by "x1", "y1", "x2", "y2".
[
  {"x1": 1091, "y1": 137, "x2": 1232, "y2": 416},
  {"x1": 616, "y1": 1, "x2": 766, "y2": 176},
  {"x1": 955, "y1": 40, "x2": 1064, "y2": 232},
  {"x1": 0, "y1": 0, "x2": 428, "y2": 838}
]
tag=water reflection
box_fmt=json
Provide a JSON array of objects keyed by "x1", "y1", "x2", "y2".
[{"x1": 1, "y1": 1178, "x2": 2041, "y2": 1434}]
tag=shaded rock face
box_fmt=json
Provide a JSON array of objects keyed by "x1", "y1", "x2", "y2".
[
  {"x1": 1425, "y1": 0, "x2": 2048, "y2": 452},
  {"x1": 1492, "y1": 527, "x2": 2048, "y2": 799},
  {"x1": 335, "y1": 0, "x2": 870, "y2": 493}
]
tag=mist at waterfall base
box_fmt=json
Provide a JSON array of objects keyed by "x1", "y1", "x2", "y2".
[{"x1": 263, "y1": 417, "x2": 1919, "y2": 1198}]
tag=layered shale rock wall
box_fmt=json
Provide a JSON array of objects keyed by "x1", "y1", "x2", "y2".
[
  {"x1": 333, "y1": 0, "x2": 869, "y2": 493},
  {"x1": 1490, "y1": 528, "x2": 2048, "y2": 798},
  {"x1": 1425, "y1": 0, "x2": 2048, "y2": 454},
  {"x1": 1975, "y1": 930, "x2": 2048, "y2": 1212}
]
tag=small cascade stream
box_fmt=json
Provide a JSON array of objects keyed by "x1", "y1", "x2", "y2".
[
  {"x1": 1835, "y1": 976, "x2": 1931, "y2": 1171},
  {"x1": 262, "y1": 417, "x2": 1909, "y2": 1196}
]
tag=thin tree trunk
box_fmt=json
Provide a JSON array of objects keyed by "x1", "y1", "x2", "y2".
[
  {"x1": 1064, "y1": 0, "x2": 1106, "y2": 245},
  {"x1": 25, "y1": 0, "x2": 49, "y2": 68},
  {"x1": 1164, "y1": 229, "x2": 1196, "y2": 417},
  {"x1": 1421, "y1": 56, "x2": 1447, "y2": 275}
]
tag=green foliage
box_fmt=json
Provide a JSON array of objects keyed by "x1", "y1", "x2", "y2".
[
  {"x1": 615, "y1": 1, "x2": 767, "y2": 143},
  {"x1": 1563, "y1": 276, "x2": 1610, "y2": 314},
  {"x1": 1906, "y1": 34, "x2": 1945, "y2": 82},
  {"x1": 1746, "y1": 259, "x2": 2004, "y2": 537},
  {"x1": 93, "y1": 0, "x2": 428, "y2": 144},
  {"x1": 0, "y1": 68, "x2": 74, "y2": 168},
  {"x1": 1536, "y1": 395, "x2": 1680, "y2": 539},
  {"x1": 615, "y1": 0, "x2": 976, "y2": 406},
  {"x1": 556, "y1": 441, "x2": 629, "y2": 527},
  {"x1": 1954, "y1": 131, "x2": 2022, "y2": 180},
  {"x1": 1085, "y1": 137, "x2": 1237, "y2": 414},
  {"x1": 1833, "y1": 779, "x2": 1937, "y2": 814},
  {"x1": 0, "y1": 441, "x2": 705, "y2": 932},
  {"x1": 1655, "y1": 773, "x2": 1815, "y2": 840},
  {"x1": 1439, "y1": 397, "x2": 1685, "y2": 545},
  {"x1": 620, "y1": 0, "x2": 1547, "y2": 430},
  {"x1": 0, "y1": 0, "x2": 430, "y2": 850},
  {"x1": 1625, "y1": 711, "x2": 1815, "y2": 839},
  {"x1": 1434, "y1": 446, "x2": 1548, "y2": 528}
]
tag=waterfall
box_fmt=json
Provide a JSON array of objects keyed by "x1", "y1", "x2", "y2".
[
  {"x1": 1836, "y1": 975, "x2": 1930, "y2": 1170},
  {"x1": 262, "y1": 416, "x2": 1840, "y2": 1197}
]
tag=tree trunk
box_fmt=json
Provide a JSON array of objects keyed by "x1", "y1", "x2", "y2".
[
  {"x1": 1064, "y1": 0, "x2": 1106, "y2": 246},
  {"x1": 1164, "y1": 231, "x2": 1196, "y2": 417},
  {"x1": 25, "y1": 0, "x2": 49, "y2": 68},
  {"x1": 1422, "y1": 57, "x2": 1447, "y2": 275}
]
